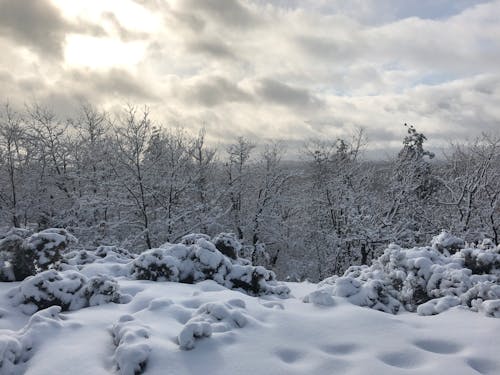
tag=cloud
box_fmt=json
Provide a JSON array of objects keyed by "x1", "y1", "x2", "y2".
[
  {"x1": 179, "y1": 76, "x2": 252, "y2": 107},
  {"x1": 183, "y1": 0, "x2": 260, "y2": 29},
  {"x1": 0, "y1": 0, "x2": 499, "y2": 158},
  {"x1": 186, "y1": 39, "x2": 238, "y2": 60},
  {"x1": 256, "y1": 78, "x2": 324, "y2": 109},
  {"x1": 0, "y1": 0, "x2": 69, "y2": 59}
]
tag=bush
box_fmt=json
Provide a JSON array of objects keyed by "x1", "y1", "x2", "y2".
[
  {"x1": 0, "y1": 228, "x2": 33, "y2": 281},
  {"x1": 8, "y1": 269, "x2": 130, "y2": 314},
  {"x1": 0, "y1": 228, "x2": 78, "y2": 281},
  {"x1": 24, "y1": 228, "x2": 78, "y2": 271},
  {"x1": 305, "y1": 232, "x2": 499, "y2": 317},
  {"x1": 131, "y1": 236, "x2": 290, "y2": 297},
  {"x1": 212, "y1": 233, "x2": 241, "y2": 259}
]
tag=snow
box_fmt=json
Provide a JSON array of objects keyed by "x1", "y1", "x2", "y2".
[
  {"x1": 1, "y1": 280, "x2": 499, "y2": 375},
  {"x1": 0, "y1": 230, "x2": 499, "y2": 374}
]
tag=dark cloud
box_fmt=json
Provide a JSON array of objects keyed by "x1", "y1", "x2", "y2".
[
  {"x1": 256, "y1": 79, "x2": 323, "y2": 109},
  {"x1": 295, "y1": 35, "x2": 363, "y2": 62},
  {"x1": 74, "y1": 69, "x2": 159, "y2": 102},
  {"x1": 186, "y1": 39, "x2": 237, "y2": 60},
  {"x1": 0, "y1": 0, "x2": 68, "y2": 59},
  {"x1": 183, "y1": 0, "x2": 260, "y2": 28},
  {"x1": 186, "y1": 76, "x2": 252, "y2": 107}
]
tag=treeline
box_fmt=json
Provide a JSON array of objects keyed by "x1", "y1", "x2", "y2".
[{"x1": 0, "y1": 103, "x2": 499, "y2": 280}]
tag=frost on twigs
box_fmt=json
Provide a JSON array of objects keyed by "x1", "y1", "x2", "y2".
[
  {"x1": 305, "y1": 232, "x2": 500, "y2": 317},
  {"x1": 178, "y1": 300, "x2": 247, "y2": 350},
  {"x1": 111, "y1": 315, "x2": 151, "y2": 375},
  {"x1": 7, "y1": 270, "x2": 131, "y2": 314}
]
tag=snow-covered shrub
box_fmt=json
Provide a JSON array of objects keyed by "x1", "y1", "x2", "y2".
[
  {"x1": 0, "y1": 228, "x2": 33, "y2": 281},
  {"x1": 416, "y1": 296, "x2": 461, "y2": 316},
  {"x1": 111, "y1": 315, "x2": 151, "y2": 375},
  {"x1": 178, "y1": 300, "x2": 247, "y2": 350},
  {"x1": 84, "y1": 274, "x2": 130, "y2": 307},
  {"x1": 479, "y1": 299, "x2": 500, "y2": 318},
  {"x1": 63, "y1": 250, "x2": 98, "y2": 266},
  {"x1": 431, "y1": 230, "x2": 465, "y2": 255},
  {"x1": 131, "y1": 249, "x2": 180, "y2": 282},
  {"x1": 130, "y1": 237, "x2": 290, "y2": 297},
  {"x1": 24, "y1": 228, "x2": 78, "y2": 271},
  {"x1": 212, "y1": 233, "x2": 241, "y2": 259},
  {"x1": 305, "y1": 233, "x2": 499, "y2": 317},
  {"x1": 305, "y1": 275, "x2": 400, "y2": 313},
  {"x1": 180, "y1": 233, "x2": 210, "y2": 245},
  {"x1": 7, "y1": 270, "x2": 130, "y2": 314},
  {"x1": 459, "y1": 246, "x2": 499, "y2": 275},
  {"x1": 225, "y1": 264, "x2": 290, "y2": 297},
  {"x1": 95, "y1": 246, "x2": 135, "y2": 262},
  {"x1": 64, "y1": 246, "x2": 135, "y2": 267}
]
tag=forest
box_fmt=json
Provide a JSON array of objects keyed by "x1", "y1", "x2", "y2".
[{"x1": 1, "y1": 102, "x2": 499, "y2": 281}]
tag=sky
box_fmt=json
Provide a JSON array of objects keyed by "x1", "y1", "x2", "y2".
[{"x1": 0, "y1": 0, "x2": 499, "y2": 156}]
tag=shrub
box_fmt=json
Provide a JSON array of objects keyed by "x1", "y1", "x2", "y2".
[{"x1": 8, "y1": 270, "x2": 130, "y2": 314}]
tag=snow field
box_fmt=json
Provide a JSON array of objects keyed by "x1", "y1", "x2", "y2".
[{"x1": 1, "y1": 280, "x2": 499, "y2": 375}]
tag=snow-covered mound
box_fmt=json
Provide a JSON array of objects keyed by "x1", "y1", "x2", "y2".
[
  {"x1": 177, "y1": 299, "x2": 248, "y2": 350},
  {"x1": 64, "y1": 245, "x2": 136, "y2": 266},
  {"x1": 111, "y1": 314, "x2": 151, "y2": 375},
  {"x1": 305, "y1": 231, "x2": 500, "y2": 317},
  {"x1": 0, "y1": 306, "x2": 81, "y2": 374}
]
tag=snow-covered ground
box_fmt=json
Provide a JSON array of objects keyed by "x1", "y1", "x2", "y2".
[
  {"x1": 1, "y1": 278, "x2": 499, "y2": 375},
  {"x1": 1, "y1": 229, "x2": 499, "y2": 374}
]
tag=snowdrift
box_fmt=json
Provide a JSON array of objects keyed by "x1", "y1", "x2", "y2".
[{"x1": 305, "y1": 231, "x2": 500, "y2": 317}]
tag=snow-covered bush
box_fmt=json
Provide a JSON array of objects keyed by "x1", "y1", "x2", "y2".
[
  {"x1": 212, "y1": 233, "x2": 241, "y2": 259},
  {"x1": 7, "y1": 270, "x2": 130, "y2": 314},
  {"x1": 64, "y1": 246, "x2": 135, "y2": 267},
  {"x1": 111, "y1": 315, "x2": 151, "y2": 375},
  {"x1": 305, "y1": 232, "x2": 499, "y2": 317},
  {"x1": 95, "y1": 245, "x2": 135, "y2": 262},
  {"x1": 180, "y1": 233, "x2": 210, "y2": 245},
  {"x1": 130, "y1": 237, "x2": 290, "y2": 297},
  {"x1": 0, "y1": 228, "x2": 78, "y2": 281},
  {"x1": 431, "y1": 230, "x2": 465, "y2": 255},
  {"x1": 131, "y1": 248, "x2": 180, "y2": 282},
  {"x1": 178, "y1": 300, "x2": 247, "y2": 350},
  {"x1": 24, "y1": 228, "x2": 78, "y2": 271},
  {"x1": 63, "y1": 250, "x2": 98, "y2": 266},
  {"x1": 0, "y1": 228, "x2": 33, "y2": 281}
]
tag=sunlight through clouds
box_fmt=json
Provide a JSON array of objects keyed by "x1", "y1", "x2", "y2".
[{"x1": 65, "y1": 35, "x2": 147, "y2": 69}]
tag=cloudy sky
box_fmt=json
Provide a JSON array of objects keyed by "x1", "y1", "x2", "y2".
[{"x1": 1, "y1": 0, "x2": 499, "y2": 156}]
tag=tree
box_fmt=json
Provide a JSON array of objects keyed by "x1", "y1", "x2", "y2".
[
  {"x1": 0, "y1": 103, "x2": 25, "y2": 227},
  {"x1": 111, "y1": 106, "x2": 156, "y2": 249},
  {"x1": 225, "y1": 137, "x2": 255, "y2": 240}
]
